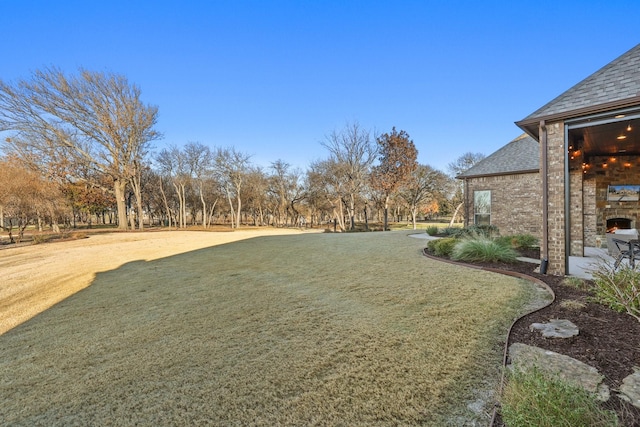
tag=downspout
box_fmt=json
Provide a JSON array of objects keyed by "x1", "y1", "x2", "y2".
[
  {"x1": 540, "y1": 121, "x2": 549, "y2": 274},
  {"x1": 564, "y1": 124, "x2": 571, "y2": 275}
]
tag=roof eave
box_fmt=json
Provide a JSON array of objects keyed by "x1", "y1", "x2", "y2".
[
  {"x1": 516, "y1": 95, "x2": 640, "y2": 140},
  {"x1": 456, "y1": 168, "x2": 540, "y2": 180}
]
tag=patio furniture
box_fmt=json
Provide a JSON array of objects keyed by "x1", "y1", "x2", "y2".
[{"x1": 606, "y1": 229, "x2": 640, "y2": 268}]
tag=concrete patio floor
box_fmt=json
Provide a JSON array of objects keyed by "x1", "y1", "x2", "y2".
[{"x1": 569, "y1": 247, "x2": 615, "y2": 279}]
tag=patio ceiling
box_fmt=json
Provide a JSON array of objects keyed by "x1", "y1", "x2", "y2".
[{"x1": 569, "y1": 116, "x2": 640, "y2": 157}]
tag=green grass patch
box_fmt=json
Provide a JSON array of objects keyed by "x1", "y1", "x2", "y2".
[{"x1": 501, "y1": 368, "x2": 618, "y2": 426}]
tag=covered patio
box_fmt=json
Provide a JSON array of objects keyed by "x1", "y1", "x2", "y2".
[{"x1": 517, "y1": 43, "x2": 640, "y2": 276}]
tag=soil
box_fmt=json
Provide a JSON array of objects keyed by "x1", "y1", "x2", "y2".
[{"x1": 429, "y1": 249, "x2": 640, "y2": 426}]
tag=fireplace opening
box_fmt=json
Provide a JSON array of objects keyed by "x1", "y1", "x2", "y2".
[{"x1": 607, "y1": 217, "x2": 632, "y2": 233}]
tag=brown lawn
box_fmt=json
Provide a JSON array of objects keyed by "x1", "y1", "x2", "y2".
[{"x1": 0, "y1": 230, "x2": 539, "y2": 425}]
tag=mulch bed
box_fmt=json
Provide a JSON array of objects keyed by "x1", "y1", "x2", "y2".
[{"x1": 426, "y1": 248, "x2": 640, "y2": 426}]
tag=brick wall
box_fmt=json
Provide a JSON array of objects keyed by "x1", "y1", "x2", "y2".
[{"x1": 465, "y1": 172, "x2": 542, "y2": 240}]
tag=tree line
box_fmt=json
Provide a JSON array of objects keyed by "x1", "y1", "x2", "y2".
[{"x1": 0, "y1": 68, "x2": 473, "y2": 240}]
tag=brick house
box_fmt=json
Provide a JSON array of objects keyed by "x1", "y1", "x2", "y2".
[
  {"x1": 457, "y1": 134, "x2": 541, "y2": 239},
  {"x1": 502, "y1": 43, "x2": 640, "y2": 275}
]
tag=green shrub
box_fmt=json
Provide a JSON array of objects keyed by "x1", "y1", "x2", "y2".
[
  {"x1": 427, "y1": 237, "x2": 457, "y2": 258},
  {"x1": 425, "y1": 225, "x2": 439, "y2": 236},
  {"x1": 439, "y1": 227, "x2": 462, "y2": 237},
  {"x1": 451, "y1": 237, "x2": 518, "y2": 263},
  {"x1": 591, "y1": 263, "x2": 640, "y2": 322},
  {"x1": 562, "y1": 276, "x2": 590, "y2": 291},
  {"x1": 501, "y1": 368, "x2": 618, "y2": 427},
  {"x1": 496, "y1": 234, "x2": 539, "y2": 250}
]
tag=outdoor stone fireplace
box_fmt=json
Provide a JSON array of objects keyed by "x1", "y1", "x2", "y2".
[{"x1": 606, "y1": 217, "x2": 633, "y2": 232}]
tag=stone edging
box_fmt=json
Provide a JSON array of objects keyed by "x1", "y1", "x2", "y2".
[{"x1": 420, "y1": 249, "x2": 556, "y2": 426}]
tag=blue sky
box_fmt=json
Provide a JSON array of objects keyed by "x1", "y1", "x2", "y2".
[{"x1": 2, "y1": 1, "x2": 638, "y2": 172}]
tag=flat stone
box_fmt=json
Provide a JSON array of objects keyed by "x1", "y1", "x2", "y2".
[
  {"x1": 620, "y1": 369, "x2": 640, "y2": 409},
  {"x1": 530, "y1": 318, "x2": 579, "y2": 338},
  {"x1": 509, "y1": 343, "x2": 609, "y2": 401}
]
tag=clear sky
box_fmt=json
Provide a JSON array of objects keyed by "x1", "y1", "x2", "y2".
[{"x1": 2, "y1": 0, "x2": 638, "y2": 173}]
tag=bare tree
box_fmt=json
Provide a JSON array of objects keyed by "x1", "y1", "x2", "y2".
[
  {"x1": 400, "y1": 164, "x2": 450, "y2": 229},
  {"x1": 447, "y1": 152, "x2": 485, "y2": 225},
  {"x1": 184, "y1": 142, "x2": 218, "y2": 228},
  {"x1": 370, "y1": 127, "x2": 418, "y2": 231},
  {"x1": 156, "y1": 146, "x2": 190, "y2": 228},
  {"x1": 0, "y1": 67, "x2": 161, "y2": 230},
  {"x1": 214, "y1": 147, "x2": 251, "y2": 229},
  {"x1": 307, "y1": 159, "x2": 348, "y2": 231},
  {"x1": 321, "y1": 122, "x2": 376, "y2": 230}
]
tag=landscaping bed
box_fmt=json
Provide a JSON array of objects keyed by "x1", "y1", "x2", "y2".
[{"x1": 425, "y1": 248, "x2": 640, "y2": 425}]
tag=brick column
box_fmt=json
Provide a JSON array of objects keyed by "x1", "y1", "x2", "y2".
[{"x1": 545, "y1": 121, "x2": 566, "y2": 275}]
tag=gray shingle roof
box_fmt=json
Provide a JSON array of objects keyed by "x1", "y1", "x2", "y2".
[
  {"x1": 457, "y1": 134, "x2": 539, "y2": 178},
  {"x1": 522, "y1": 43, "x2": 640, "y2": 122}
]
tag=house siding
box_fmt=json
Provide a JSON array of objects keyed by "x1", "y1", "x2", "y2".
[{"x1": 465, "y1": 172, "x2": 542, "y2": 240}]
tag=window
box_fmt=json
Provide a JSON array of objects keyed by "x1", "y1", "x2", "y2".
[{"x1": 474, "y1": 190, "x2": 491, "y2": 226}]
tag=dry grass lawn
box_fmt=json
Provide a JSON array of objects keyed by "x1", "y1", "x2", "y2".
[{"x1": 0, "y1": 230, "x2": 537, "y2": 425}]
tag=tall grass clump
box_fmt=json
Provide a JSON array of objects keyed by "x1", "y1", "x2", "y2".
[
  {"x1": 425, "y1": 225, "x2": 439, "y2": 236},
  {"x1": 501, "y1": 368, "x2": 618, "y2": 427},
  {"x1": 591, "y1": 263, "x2": 640, "y2": 322},
  {"x1": 451, "y1": 237, "x2": 518, "y2": 263},
  {"x1": 458, "y1": 224, "x2": 500, "y2": 239},
  {"x1": 426, "y1": 237, "x2": 457, "y2": 258}
]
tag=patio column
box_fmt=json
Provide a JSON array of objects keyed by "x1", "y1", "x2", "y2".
[{"x1": 545, "y1": 121, "x2": 567, "y2": 275}]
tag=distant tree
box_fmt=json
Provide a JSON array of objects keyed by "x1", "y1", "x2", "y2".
[
  {"x1": 214, "y1": 147, "x2": 251, "y2": 229},
  {"x1": 306, "y1": 159, "x2": 348, "y2": 231},
  {"x1": 370, "y1": 127, "x2": 418, "y2": 231},
  {"x1": 447, "y1": 152, "x2": 486, "y2": 178},
  {"x1": 447, "y1": 152, "x2": 485, "y2": 225},
  {"x1": 400, "y1": 164, "x2": 450, "y2": 229},
  {"x1": 321, "y1": 122, "x2": 376, "y2": 230},
  {"x1": 0, "y1": 158, "x2": 68, "y2": 242},
  {"x1": 0, "y1": 67, "x2": 161, "y2": 230},
  {"x1": 156, "y1": 146, "x2": 190, "y2": 228}
]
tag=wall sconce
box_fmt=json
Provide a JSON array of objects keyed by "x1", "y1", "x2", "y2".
[{"x1": 624, "y1": 162, "x2": 632, "y2": 168}]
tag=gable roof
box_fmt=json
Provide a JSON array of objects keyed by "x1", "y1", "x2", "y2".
[
  {"x1": 517, "y1": 43, "x2": 640, "y2": 138},
  {"x1": 457, "y1": 134, "x2": 539, "y2": 178}
]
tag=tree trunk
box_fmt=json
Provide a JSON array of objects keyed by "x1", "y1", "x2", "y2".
[
  {"x1": 383, "y1": 194, "x2": 390, "y2": 231},
  {"x1": 114, "y1": 178, "x2": 128, "y2": 230},
  {"x1": 450, "y1": 202, "x2": 463, "y2": 227},
  {"x1": 159, "y1": 177, "x2": 172, "y2": 228},
  {"x1": 236, "y1": 193, "x2": 242, "y2": 229},
  {"x1": 411, "y1": 207, "x2": 418, "y2": 230}
]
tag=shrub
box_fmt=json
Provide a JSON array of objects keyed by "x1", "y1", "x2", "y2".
[
  {"x1": 501, "y1": 368, "x2": 618, "y2": 427},
  {"x1": 451, "y1": 237, "x2": 518, "y2": 263},
  {"x1": 496, "y1": 234, "x2": 539, "y2": 250},
  {"x1": 591, "y1": 263, "x2": 640, "y2": 322},
  {"x1": 427, "y1": 237, "x2": 457, "y2": 258},
  {"x1": 562, "y1": 276, "x2": 590, "y2": 291},
  {"x1": 460, "y1": 224, "x2": 500, "y2": 238},
  {"x1": 425, "y1": 225, "x2": 439, "y2": 236},
  {"x1": 439, "y1": 227, "x2": 462, "y2": 237}
]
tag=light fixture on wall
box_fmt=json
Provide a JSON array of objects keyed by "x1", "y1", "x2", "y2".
[
  {"x1": 627, "y1": 123, "x2": 633, "y2": 132},
  {"x1": 617, "y1": 133, "x2": 627, "y2": 140}
]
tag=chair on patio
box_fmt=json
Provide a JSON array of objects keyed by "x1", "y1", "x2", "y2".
[{"x1": 606, "y1": 229, "x2": 640, "y2": 268}]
